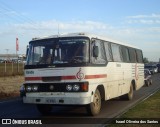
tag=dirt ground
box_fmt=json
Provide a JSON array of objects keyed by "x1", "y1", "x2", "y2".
[{"x1": 0, "y1": 76, "x2": 24, "y2": 100}]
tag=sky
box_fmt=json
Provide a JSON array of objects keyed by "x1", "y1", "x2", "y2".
[{"x1": 0, "y1": 0, "x2": 160, "y2": 62}]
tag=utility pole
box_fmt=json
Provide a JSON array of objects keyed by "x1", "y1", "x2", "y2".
[{"x1": 5, "y1": 49, "x2": 9, "y2": 60}]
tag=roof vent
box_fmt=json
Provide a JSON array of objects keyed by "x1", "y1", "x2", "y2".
[{"x1": 78, "y1": 32, "x2": 85, "y2": 35}]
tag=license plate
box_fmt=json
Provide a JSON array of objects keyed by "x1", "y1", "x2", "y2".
[{"x1": 46, "y1": 99, "x2": 56, "y2": 103}]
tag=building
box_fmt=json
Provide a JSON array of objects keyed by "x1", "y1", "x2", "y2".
[{"x1": 0, "y1": 54, "x2": 26, "y2": 61}]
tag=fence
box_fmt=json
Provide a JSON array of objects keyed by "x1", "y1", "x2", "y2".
[{"x1": 0, "y1": 63, "x2": 24, "y2": 77}]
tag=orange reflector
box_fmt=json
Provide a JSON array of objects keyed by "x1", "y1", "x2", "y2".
[{"x1": 81, "y1": 83, "x2": 88, "y2": 92}]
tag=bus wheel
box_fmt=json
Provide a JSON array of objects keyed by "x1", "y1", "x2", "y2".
[
  {"x1": 120, "y1": 84, "x2": 133, "y2": 100},
  {"x1": 150, "y1": 79, "x2": 152, "y2": 85},
  {"x1": 145, "y1": 80, "x2": 150, "y2": 87},
  {"x1": 126, "y1": 84, "x2": 133, "y2": 100},
  {"x1": 36, "y1": 104, "x2": 52, "y2": 115},
  {"x1": 86, "y1": 89, "x2": 101, "y2": 116}
]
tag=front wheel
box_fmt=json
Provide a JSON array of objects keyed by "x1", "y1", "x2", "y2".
[
  {"x1": 86, "y1": 89, "x2": 101, "y2": 116},
  {"x1": 36, "y1": 104, "x2": 52, "y2": 115}
]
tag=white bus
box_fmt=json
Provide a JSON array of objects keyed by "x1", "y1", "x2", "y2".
[{"x1": 22, "y1": 33, "x2": 144, "y2": 116}]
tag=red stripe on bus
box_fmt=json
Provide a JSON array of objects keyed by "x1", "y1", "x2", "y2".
[
  {"x1": 25, "y1": 76, "x2": 76, "y2": 81},
  {"x1": 25, "y1": 74, "x2": 107, "y2": 81},
  {"x1": 85, "y1": 74, "x2": 107, "y2": 79},
  {"x1": 25, "y1": 77, "x2": 42, "y2": 81},
  {"x1": 61, "y1": 76, "x2": 76, "y2": 80}
]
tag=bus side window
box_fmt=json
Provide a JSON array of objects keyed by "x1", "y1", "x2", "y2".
[
  {"x1": 121, "y1": 46, "x2": 130, "y2": 62},
  {"x1": 136, "y1": 49, "x2": 143, "y2": 63},
  {"x1": 129, "y1": 48, "x2": 137, "y2": 63},
  {"x1": 91, "y1": 39, "x2": 106, "y2": 64},
  {"x1": 104, "y1": 42, "x2": 113, "y2": 61},
  {"x1": 111, "y1": 43, "x2": 122, "y2": 62}
]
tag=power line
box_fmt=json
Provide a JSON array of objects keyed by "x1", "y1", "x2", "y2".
[
  {"x1": 0, "y1": 1, "x2": 43, "y2": 34},
  {"x1": 0, "y1": 1, "x2": 35, "y2": 24},
  {"x1": 0, "y1": 1, "x2": 45, "y2": 54}
]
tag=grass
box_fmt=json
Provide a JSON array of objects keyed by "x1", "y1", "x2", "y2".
[
  {"x1": 122, "y1": 91, "x2": 160, "y2": 118},
  {"x1": 108, "y1": 90, "x2": 160, "y2": 127},
  {"x1": 0, "y1": 76, "x2": 24, "y2": 100}
]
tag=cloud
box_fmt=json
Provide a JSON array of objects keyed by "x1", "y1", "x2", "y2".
[
  {"x1": 12, "y1": 20, "x2": 108, "y2": 31},
  {"x1": 127, "y1": 19, "x2": 160, "y2": 24},
  {"x1": 126, "y1": 13, "x2": 160, "y2": 25},
  {"x1": 6, "y1": 20, "x2": 111, "y2": 38},
  {"x1": 1, "y1": 19, "x2": 160, "y2": 41},
  {"x1": 1, "y1": 19, "x2": 160, "y2": 38},
  {"x1": 127, "y1": 13, "x2": 160, "y2": 19}
]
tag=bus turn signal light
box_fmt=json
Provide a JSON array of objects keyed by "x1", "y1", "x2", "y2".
[{"x1": 81, "y1": 83, "x2": 88, "y2": 92}]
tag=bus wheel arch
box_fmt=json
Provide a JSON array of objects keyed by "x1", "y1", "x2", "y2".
[
  {"x1": 120, "y1": 81, "x2": 134, "y2": 100},
  {"x1": 97, "y1": 85, "x2": 105, "y2": 101}
]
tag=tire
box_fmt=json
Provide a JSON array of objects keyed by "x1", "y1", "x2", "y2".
[
  {"x1": 36, "y1": 104, "x2": 52, "y2": 115},
  {"x1": 145, "y1": 80, "x2": 150, "y2": 87},
  {"x1": 120, "y1": 84, "x2": 133, "y2": 100},
  {"x1": 86, "y1": 89, "x2": 101, "y2": 116},
  {"x1": 150, "y1": 79, "x2": 152, "y2": 85}
]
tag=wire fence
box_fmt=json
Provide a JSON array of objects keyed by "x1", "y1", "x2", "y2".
[{"x1": 0, "y1": 63, "x2": 24, "y2": 77}]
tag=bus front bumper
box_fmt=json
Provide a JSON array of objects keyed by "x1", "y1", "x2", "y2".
[{"x1": 23, "y1": 96, "x2": 91, "y2": 105}]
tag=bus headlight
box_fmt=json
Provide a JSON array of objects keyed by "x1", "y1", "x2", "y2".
[
  {"x1": 26, "y1": 86, "x2": 32, "y2": 92},
  {"x1": 66, "y1": 84, "x2": 72, "y2": 91},
  {"x1": 73, "y1": 84, "x2": 80, "y2": 91},
  {"x1": 32, "y1": 85, "x2": 38, "y2": 92}
]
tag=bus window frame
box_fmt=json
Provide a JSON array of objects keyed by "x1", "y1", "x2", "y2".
[
  {"x1": 111, "y1": 43, "x2": 123, "y2": 62},
  {"x1": 136, "y1": 49, "x2": 143, "y2": 63},
  {"x1": 121, "y1": 46, "x2": 130, "y2": 63},
  {"x1": 104, "y1": 41, "x2": 113, "y2": 62},
  {"x1": 91, "y1": 38, "x2": 107, "y2": 66}
]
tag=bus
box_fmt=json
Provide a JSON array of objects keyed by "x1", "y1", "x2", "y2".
[{"x1": 22, "y1": 32, "x2": 144, "y2": 116}]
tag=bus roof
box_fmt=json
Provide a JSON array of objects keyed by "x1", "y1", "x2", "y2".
[{"x1": 31, "y1": 32, "x2": 140, "y2": 50}]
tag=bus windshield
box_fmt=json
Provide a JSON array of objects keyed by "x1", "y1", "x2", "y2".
[{"x1": 26, "y1": 37, "x2": 89, "y2": 65}]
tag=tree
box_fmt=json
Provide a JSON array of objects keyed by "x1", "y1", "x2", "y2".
[{"x1": 143, "y1": 57, "x2": 149, "y2": 63}]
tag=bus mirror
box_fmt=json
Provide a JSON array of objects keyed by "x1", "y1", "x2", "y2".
[{"x1": 93, "y1": 46, "x2": 99, "y2": 57}]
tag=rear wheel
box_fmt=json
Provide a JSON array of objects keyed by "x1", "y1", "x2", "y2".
[
  {"x1": 145, "y1": 80, "x2": 150, "y2": 87},
  {"x1": 86, "y1": 89, "x2": 101, "y2": 116},
  {"x1": 150, "y1": 79, "x2": 152, "y2": 85},
  {"x1": 36, "y1": 104, "x2": 52, "y2": 115},
  {"x1": 128, "y1": 84, "x2": 134, "y2": 100},
  {"x1": 120, "y1": 84, "x2": 133, "y2": 100}
]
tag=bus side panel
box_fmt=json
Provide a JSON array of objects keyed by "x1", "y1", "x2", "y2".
[
  {"x1": 134, "y1": 63, "x2": 144, "y2": 90},
  {"x1": 104, "y1": 62, "x2": 144, "y2": 101},
  {"x1": 104, "y1": 62, "x2": 123, "y2": 100},
  {"x1": 120, "y1": 63, "x2": 132, "y2": 96}
]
